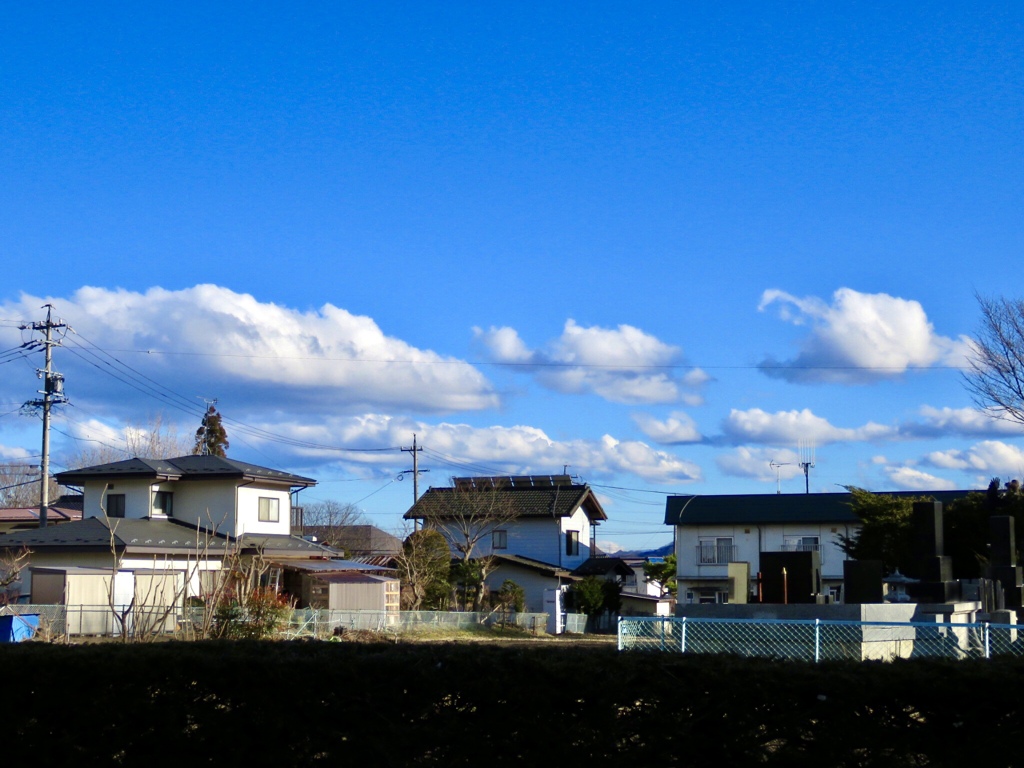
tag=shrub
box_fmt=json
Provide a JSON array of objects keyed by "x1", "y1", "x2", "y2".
[{"x1": 213, "y1": 588, "x2": 292, "y2": 640}]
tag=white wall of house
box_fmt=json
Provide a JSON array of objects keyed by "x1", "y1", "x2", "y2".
[
  {"x1": 675, "y1": 521, "x2": 857, "y2": 602},
  {"x1": 484, "y1": 563, "x2": 566, "y2": 613},
  {"x1": 170, "y1": 481, "x2": 240, "y2": 534},
  {"x1": 446, "y1": 509, "x2": 595, "y2": 569},
  {"x1": 79, "y1": 478, "x2": 292, "y2": 537},
  {"x1": 235, "y1": 484, "x2": 293, "y2": 536},
  {"x1": 83, "y1": 479, "x2": 154, "y2": 520}
]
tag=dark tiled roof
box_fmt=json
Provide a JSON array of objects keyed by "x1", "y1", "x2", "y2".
[
  {"x1": 404, "y1": 480, "x2": 607, "y2": 522},
  {"x1": 570, "y1": 557, "x2": 634, "y2": 578},
  {"x1": 307, "y1": 525, "x2": 402, "y2": 556},
  {"x1": 276, "y1": 559, "x2": 394, "y2": 574},
  {"x1": 0, "y1": 517, "x2": 227, "y2": 552},
  {"x1": 55, "y1": 455, "x2": 315, "y2": 487},
  {"x1": 1, "y1": 517, "x2": 335, "y2": 558},
  {"x1": 664, "y1": 490, "x2": 976, "y2": 526},
  {"x1": 237, "y1": 533, "x2": 334, "y2": 556}
]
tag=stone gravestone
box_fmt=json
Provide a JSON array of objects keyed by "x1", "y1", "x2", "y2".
[
  {"x1": 760, "y1": 551, "x2": 821, "y2": 604},
  {"x1": 843, "y1": 559, "x2": 883, "y2": 604},
  {"x1": 988, "y1": 515, "x2": 1023, "y2": 610},
  {"x1": 905, "y1": 501, "x2": 959, "y2": 603}
]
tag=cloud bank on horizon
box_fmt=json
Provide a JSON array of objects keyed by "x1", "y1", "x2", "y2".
[{"x1": 0, "y1": 283, "x2": 1015, "y2": 496}]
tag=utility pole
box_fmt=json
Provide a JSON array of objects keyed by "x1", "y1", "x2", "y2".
[
  {"x1": 400, "y1": 434, "x2": 426, "y2": 501},
  {"x1": 400, "y1": 434, "x2": 428, "y2": 528},
  {"x1": 22, "y1": 305, "x2": 68, "y2": 528}
]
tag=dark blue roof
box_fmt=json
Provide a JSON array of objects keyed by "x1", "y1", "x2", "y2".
[{"x1": 664, "y1": 490, "x2": 975, "y2": 526}]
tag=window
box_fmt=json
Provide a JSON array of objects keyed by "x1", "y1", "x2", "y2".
[
  {"x1": 106, "y1": 494, "x2": 126, "y2": 518},
  {"x1": 258, "y1": 497, "x2": 280, "y2": 522},
  {"x1": 566, "y1": 530, "x2": 580, "y2": 557},
  {"x1": 697, "y1": 537, "x2": 734, "y2": 565},
  {"x1": 152, "y1": 491, "x2": 173, "y2": 517},
  {"x1": 492, "y1": 530, "x2": 508, "y2": 550}
]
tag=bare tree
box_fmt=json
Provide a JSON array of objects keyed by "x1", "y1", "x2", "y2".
[
  {"x1": 0, "y1": 464, "x2": 58, "y2": 508},
  {"x1": 64, "y1": 413, "x2": 192, "y2": 469},
  {"x1": 964, "y1": 295, "x2": 1024, "y2": 425},
  {"x1": 0, "y1": 546, "x2": 30, "y2": 605},
  {"x1": 301, "y1": 499, "x2": 365, "y2": 551},
  {"x1": 420, "y1": 479, "x2": 523, "y2": 610}
]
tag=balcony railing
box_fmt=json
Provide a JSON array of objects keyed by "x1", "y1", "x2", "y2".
[{"x1": 695, "y1": 544, "x2": 738, "y2": 565}]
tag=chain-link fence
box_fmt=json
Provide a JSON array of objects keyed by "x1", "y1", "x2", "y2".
[
  {"x1": 0, "y1": 603, "x2": 582, "y2": 640},
  {"x1": 280, "y1": 609, "x2": 551, "y2": 639},
  {"x1": 618, "y1": 616, "x2": 1024, "y2": 661},
  {"x1": 0, "y1": 604, "x2": 69, "y2": 641}
]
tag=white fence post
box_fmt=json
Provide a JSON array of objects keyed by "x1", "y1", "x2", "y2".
[
  {"x1": 680, "y1": 616, "x2": 687, "y2": 654},
  {"x1": 814, "y1": 618, "x2": 821, "y2": 663}
]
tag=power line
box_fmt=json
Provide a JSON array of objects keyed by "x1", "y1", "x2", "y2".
[{"x1": 43, "y1": 343, "x2": 976, "y2": 372}]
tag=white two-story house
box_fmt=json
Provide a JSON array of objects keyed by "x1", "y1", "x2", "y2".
[
  {"x1": 56, "y1": 454, "x2": 315, "y2": 538},
  {"x1": 1, "y1": 455, "x2": 323, "y2": 612},
  {"x1": 665, "y1": 490, "x2": 970, "y2": 606}
]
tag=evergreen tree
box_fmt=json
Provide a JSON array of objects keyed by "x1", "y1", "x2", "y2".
[{"x1": 193, "y1": 405, "x2": 229, "y2": 457}]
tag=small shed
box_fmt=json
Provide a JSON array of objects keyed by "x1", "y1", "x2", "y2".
[
  {"x1": 279, "y1": 560, "x2": 399, "y2": 612},
  {"x1": 30, "y1": 566, "x2": 184, "y2": 635}
]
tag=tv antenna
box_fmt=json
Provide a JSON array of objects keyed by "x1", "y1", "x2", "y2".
[
  {"x1": 798, "y1": 440, "x2": 815, "y2": 494},
  {"x1": 769, "y1": 460, "x2": 794, "y2": 494}
]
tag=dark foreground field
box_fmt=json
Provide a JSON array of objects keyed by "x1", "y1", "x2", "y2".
[{"x1": 4, "y1": 640, "x2": 1021, "y2": 767}]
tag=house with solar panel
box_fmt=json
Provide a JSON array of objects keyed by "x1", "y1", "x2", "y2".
[{"x1": 403, "y1": 475, "x2": 610, "y2": 627}]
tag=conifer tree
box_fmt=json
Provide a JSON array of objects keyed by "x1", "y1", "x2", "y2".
[{"x1": 194, "y1": 405, "x2": 229, "y2": 457}]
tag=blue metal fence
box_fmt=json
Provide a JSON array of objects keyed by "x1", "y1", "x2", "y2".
[{"x1": 618, "y1": 615, "x2": 1023, "y2": 661}]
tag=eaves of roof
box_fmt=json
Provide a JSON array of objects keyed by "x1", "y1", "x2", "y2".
[{"x1": 490, "y1": 553, "x2": 574, "y2": 579}]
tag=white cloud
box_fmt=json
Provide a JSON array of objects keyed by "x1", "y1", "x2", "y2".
[
  {"x1": 904, "y1": 406, "x2": 1024, "y2": 438},
  {"x1": 723, "y1": 408, "x2": 895, "y2": 446},
  {"x1": 884, "y1": 466, "x2": 956, "y2": 491},
  {"x1": 0, "y1": 444, "x2": 32, "y2": 461},
  {"x1": 922, "y1": 440, "x2": 1024, "y2": 475},
  {"x1": 758, "y1": 288, "x2": 972, "y2": 384},
  {"x1": 632, "y1": 411, "x2": 703, "y2": 444},
  {"x1": 474, "y1": 320, "x2": 705, "y2": 405},
  {"x1": 254, "y1": 414, "x2": 703, "y2": 485},
  {"x1": 0, "y1": 285, "x2": 499, "y2": 416},
  {"x1": 717, "y1": 447, "x2": 803, "y2": 482}
]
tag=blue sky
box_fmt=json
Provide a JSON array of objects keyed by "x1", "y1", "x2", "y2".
[{"x1": 2, "y1": 4, "x2": 1023, "y2": 551}]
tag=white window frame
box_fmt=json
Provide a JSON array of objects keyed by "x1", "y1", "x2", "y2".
[
  {"x1": 258, "y1": 497, "x2": 280, "y2": 523},
  {"x1": 697, "y1": 537, "x2": 733, "y2": 565}
]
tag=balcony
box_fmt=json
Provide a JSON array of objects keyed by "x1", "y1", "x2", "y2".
[
  {"x1": 695, "y1": 544, "x2": 738, "y2": 565},
  {"x1": 779, "y1": 541, "x2": 823, "y2": 563}
]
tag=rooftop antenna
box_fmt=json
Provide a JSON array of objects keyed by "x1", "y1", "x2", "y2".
[
  {"x1": 769, "y1": 460, "x2": 794, "y2": 494},
  {"x1": 798, "y1": 440, "x2": 816, "y2": 494}
]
